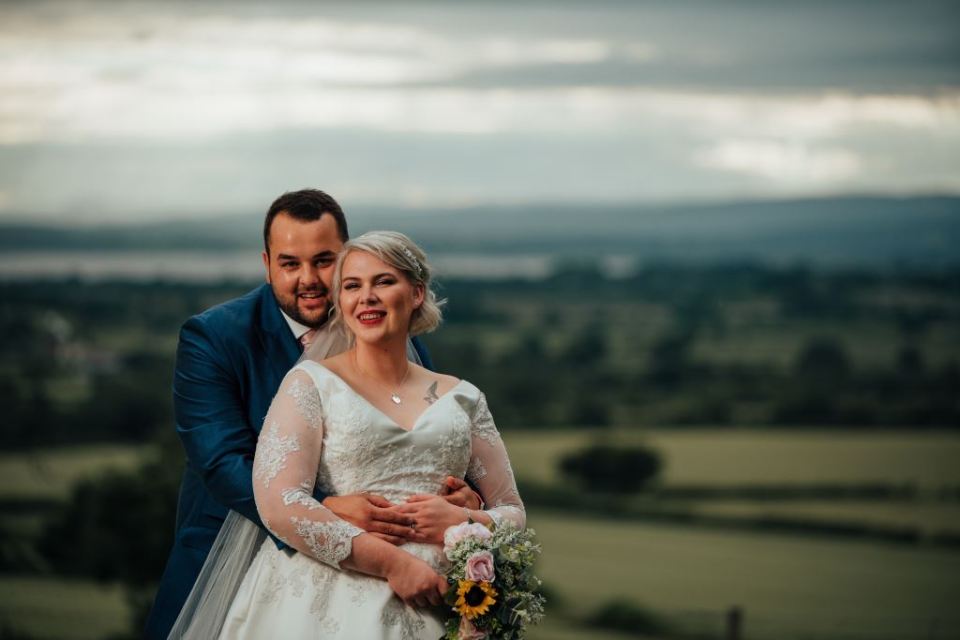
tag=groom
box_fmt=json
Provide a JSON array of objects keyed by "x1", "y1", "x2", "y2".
[{"x1": 145, "y1": 189, "x2": 477, "y2": 639}]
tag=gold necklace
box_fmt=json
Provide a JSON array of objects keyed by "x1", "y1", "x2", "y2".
[{"x1": 353, "y1": 353, "x2": 411, "y2": 405}]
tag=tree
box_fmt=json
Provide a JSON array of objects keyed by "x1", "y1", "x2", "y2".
[
  {"x1": 794, "y1": 338, "x2": 850, "y2": 384},
  {"x1": 38, "y1": 427, "x2": 184, "y2": 631},
  {"x1": 647, "y1": 330, "x2": 693, "y2": 388},
  {"x1": 559, "y1": 444, "x2": 662, "y2": 493},
  {"x1": 560, "y1": 325, "x2": 607, "y2": 368}
]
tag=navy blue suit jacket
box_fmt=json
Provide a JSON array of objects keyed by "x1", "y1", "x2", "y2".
[{"x1": 144, "y1": 284, "x2": 431, "y2": 639}]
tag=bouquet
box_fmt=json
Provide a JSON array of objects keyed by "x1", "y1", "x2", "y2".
[{"x1": 441, "y1": 520, "x2": 546, "y2": 640}]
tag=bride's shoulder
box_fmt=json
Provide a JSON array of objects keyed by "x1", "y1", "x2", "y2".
[
  {"x1": 420, "y1": 368, "x2": 485, "y2": 402},
  {"x1": 411, "y1": 366, "x2": 460, "y2": 394},
  {"x1": 284, "y1": 356, "x2": 338, "y2": 386},
  {"x1": 316, "y1": 352, "x2": 350, "y2": 374},
  {"x1": 426, "y1": 369, "x2": 460, "y2": 389}
]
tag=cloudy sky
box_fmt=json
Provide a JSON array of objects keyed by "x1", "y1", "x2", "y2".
[{"x1": 1, "y1": 0, "x2": 958, "y2": 223}]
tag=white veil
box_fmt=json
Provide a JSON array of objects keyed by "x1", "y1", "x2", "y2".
[
  {"x1": 167, "y1": 326, "x2": 421, "y2": 639},
  {"x1": 166, "y1": 510, "x2": 264, "y2": 639}
]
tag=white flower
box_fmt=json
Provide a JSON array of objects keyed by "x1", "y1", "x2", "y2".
[{"x1": 444, "y1": 522, "x2": 493, "y2": 558}]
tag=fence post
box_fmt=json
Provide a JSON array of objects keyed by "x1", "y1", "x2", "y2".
[{"x1": 725, "y1": 606, "x2": 742, "y2": 640}]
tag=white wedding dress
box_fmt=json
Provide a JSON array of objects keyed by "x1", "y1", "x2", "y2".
[{"x1": 215, "y1": 360, "x2": 525, "y2": 639}]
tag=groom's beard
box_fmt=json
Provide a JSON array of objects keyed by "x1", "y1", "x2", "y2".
[{"x1": 276, "y1": 285, "x2": 331, "y2": 329}]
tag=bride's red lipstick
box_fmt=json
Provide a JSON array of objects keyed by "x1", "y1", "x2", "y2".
[{"x1": 357, "y1": 310, "x2": 386, "y2": 325}]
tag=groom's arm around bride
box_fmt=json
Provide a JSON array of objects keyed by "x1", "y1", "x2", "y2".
[{"x1": 143, "y1": 189, "x2": 475, "y2": 640}]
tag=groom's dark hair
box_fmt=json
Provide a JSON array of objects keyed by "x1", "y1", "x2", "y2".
[{"x1": 263, "y1": 189, "x2": 349, "y2": 252}]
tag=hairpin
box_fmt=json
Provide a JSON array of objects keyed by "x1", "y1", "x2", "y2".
[{"x1": 402, "y1": 247, "x2": 423, "y2": 276}]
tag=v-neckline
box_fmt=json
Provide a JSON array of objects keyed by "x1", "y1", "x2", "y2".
[{"x1": 312, "y1": 363, "x2": 466, "y2": 433}]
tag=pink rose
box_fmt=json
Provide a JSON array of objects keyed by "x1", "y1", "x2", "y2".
[
  {"x1": 458, "y1": 617, "x2": 486, "y2": 640},
  {"x1": 444, "y1": 522, "x2": 493, "y2": 556},
  {"x1": 464, "y1": 550, "x2": 496, "y2": 583}
]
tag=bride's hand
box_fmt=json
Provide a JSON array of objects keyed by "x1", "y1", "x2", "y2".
[
  {"x1": 394, "y1": 495, "x2": 466, "y2": 544},
  {"x1": 384, "y1": 554, "x2": 448, "y2": 608}
]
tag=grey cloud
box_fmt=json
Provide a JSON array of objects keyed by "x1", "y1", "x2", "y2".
[
  {"x1": 3, "y1": 113, "x2": 956, "y2": 224},
  {"x1": 377, "y1": 0, "x2": 960, "y2": 93},
  {"x1": 1, "y1": 0, "x2": 958, "y2": 222}
]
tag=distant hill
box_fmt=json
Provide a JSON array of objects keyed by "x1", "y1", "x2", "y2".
[{"x1": 2, "y1": 196, "x2": 958, "y2": 267}]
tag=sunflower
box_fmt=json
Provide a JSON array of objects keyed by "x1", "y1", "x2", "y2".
[{"x1": 454, "y1": 579, "x2": 498, "y2": 620}]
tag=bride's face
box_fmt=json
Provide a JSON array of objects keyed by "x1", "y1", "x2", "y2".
[{"x1": 339, "y1": 250, "x2": 424, "y2": 345}]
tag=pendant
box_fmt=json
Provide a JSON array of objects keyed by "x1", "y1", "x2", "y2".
[{"x1": 391, "y1": 393, "x2": 402, "y2": 405}]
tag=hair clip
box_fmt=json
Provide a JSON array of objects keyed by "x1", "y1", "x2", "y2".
[{"x1": 402, "y1": 246, "x2": 423, "y2": 276}]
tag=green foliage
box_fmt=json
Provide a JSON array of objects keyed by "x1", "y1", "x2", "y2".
[
  {"x1": 2, "y1": 262, "x2": 960, "y2": 454},
  {"x1": 647, "y1": 330, "x2": 694, "y2": 389},
  {"x1": 560, "y1": 325, "x2": 607, "y2": 368},
  {"x1": 72, "y1": 354, "x2": 174, "y2": 442},
  {"x1": 559, "y1": 444, "x2": 662, "y2": 494},
  {"x1": 569, "y1": 397, "x2": 611, "y2": 428},
  {"x1": 442, "y1": 524, "x2": 546, "y2": 640},
  {"x1": 794, "y1": 338, "x2": 850, "y2": 383},
  {"x1": 0, "y1": 264, "x2": 958, "y2": 640},
  {"x1": 0, "y1": 520, "x2": 48, "y2": 574},
  {"x1": 0, "y1": 379, "x2": 56, "y2": 449},
  {"x1": 37, "y1": 430, "x2": 182, "y2": 587}
]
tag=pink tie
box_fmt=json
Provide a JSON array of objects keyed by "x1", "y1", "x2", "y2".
[{"x1": 299, "y1": 329, "x2": 317, "y2": 352}]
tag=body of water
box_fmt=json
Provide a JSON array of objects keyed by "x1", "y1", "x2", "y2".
[{"x1": 0, "y1": 250, "x2": 638, "y2": 282}]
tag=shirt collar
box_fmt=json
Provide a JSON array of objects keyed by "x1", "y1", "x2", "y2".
[{"x1": 279, "y1": 309, "x2": 314, "y2": 341}]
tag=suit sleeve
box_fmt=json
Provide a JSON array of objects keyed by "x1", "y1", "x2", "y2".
[
  {"x1": 411, "y1": 335, "x2": 434, "y2": 371},
  {"x1": 173, "y1": 316, "x2": 262, "y2": 526}
]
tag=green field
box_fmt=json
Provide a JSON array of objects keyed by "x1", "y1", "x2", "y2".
[
  {"x1": 503, "y1": 428, "x2": 960, "y2": 487},
  {"x1": 2, "y1": 432, "x2": 960, "y2": 639},
  {"x1": 10, "y1": 429, "x2": 960, "y2": 499},
  {"x1": 0, "y1": 445, "x2": 148, "y2": 501},
  {"x1": 4, "y1": 430, "x2": 960, "y2": 538},
  {"x1": 504, "y1": 429, "x2": 960, "y2": 538},
  {"x1": 3, "y1": 511, "x2": 957, "y2": 640},
  {"x1": 529, "y1": 510, "x2": 960, "y2": 640},
  {"x1": 694, "y1": 501, "x2": 960, "y2": 537},
  {"x1": 0, "y1": 576, "x2": 129, "y2": 640}
]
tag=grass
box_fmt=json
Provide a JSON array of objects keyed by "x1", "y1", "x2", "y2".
[
  {"x1": 693, "y1": 501, "x2": 960, "y2": 537},
  {"x1": 528, "y1": 509, "x2": 960, "y2": 640},
  {"x1": 0, "y1": 576, "x2": 129, "y2": 640},
  {"x1": 0, "y1": 445, "x2": 149, "y2": 501},
  {"x1": 526, "y1": 617, "x2": 658, "y2": 640},
  {"x1": 503, "y1": 428, "x2": 960, "y2": 488},
  {"x1": 504, "y1": 428, "x2": 960, "y2": 539},
  {"x1": 9, "y1": 430, "x2": 959, "y2": 500},
  {"x1": 3, "y1": 510, "x2": 958, "y2": 640},
  {"x1": 0, "y1": 574, "x2": 651, "y2": 640},
  {"x1": 1, "y1": 433, "x2": 959, "y2": 640}
]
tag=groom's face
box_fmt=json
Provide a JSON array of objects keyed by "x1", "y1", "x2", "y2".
[{"x1": 262, "y1": 212, "x2": 344, "y2": 329}]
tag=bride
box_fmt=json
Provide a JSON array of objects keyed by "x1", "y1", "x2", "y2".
[{"x1": 170, "y1": 231, "x2": 525, "y2": 638}]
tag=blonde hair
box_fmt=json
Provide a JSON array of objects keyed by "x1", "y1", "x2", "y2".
[{"x1": 330, "y1": 230, "x2": 444, "y2": 337}]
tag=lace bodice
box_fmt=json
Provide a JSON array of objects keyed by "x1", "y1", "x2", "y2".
[{"x1": 251, "y1": 361, "x2": 525, "y2": 569}]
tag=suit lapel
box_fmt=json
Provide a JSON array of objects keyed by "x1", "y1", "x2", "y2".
[{"x1": 257, "y1": 284, "x2": 301, "y2": 383}]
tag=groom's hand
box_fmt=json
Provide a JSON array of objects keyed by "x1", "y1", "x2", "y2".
[
  {"x1": 322, "y1": 494, "x2": 415, "y2": 545},
  {"x1": 439, "y1": 476, "x2": 482, "y2": 511}
]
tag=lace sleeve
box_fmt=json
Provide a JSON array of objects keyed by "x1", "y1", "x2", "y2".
[
  {"x1": 465, "y1": 393, "x2": 526, "y2": 529},
  {"x1": 253, "y1": 368, "x2": 363, "y2": 568}
]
